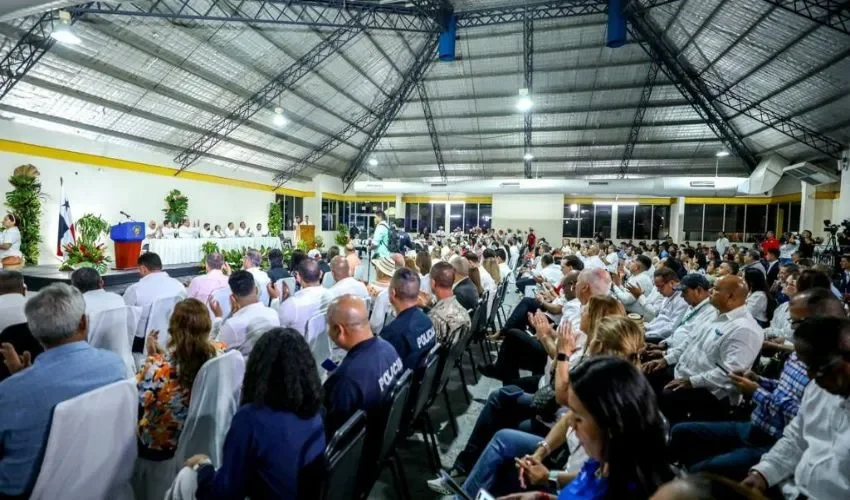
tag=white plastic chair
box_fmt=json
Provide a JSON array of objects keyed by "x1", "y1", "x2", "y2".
[
  {"x1": 88, "y1": 307, "x2": 135, "y2": 379},
  {"x1": 281, "y1": 277, "x2": 296, "y2": 297},
  {"x1": 321, "y1": 272, "x2": 336, "y2": 289},
  {"x1": 211, "y1": 287, "x2": 232, "y2": 319},
  {"x1": 132, "y1": 351, "x2": 246, "y2": 500},
  {"x1": 30, "y1": 379, "x2": 137, "y2": 500},
  {"x1": 147, "y1": 295, "x2": 184, "y2": 348},
  {"x1": 258, "y1": 282, "x2": 270, "y2": 307},
  {"x1": 305, "y1": 313, "x2": 331, "y2": 379}
]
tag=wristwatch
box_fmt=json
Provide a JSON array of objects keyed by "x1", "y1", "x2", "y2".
[
  {"x1": 556, "y1": 353, "x2": 568, "y2": 362},
  {"x1": 536, "y1": 440, "x2": 551, "y2": 455},
  {"x1": 548, "y1": 470, "x2": 560, "y2": 489}
]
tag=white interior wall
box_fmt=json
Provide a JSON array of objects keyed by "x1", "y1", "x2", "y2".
[{"x1": 492, "y1": 193, "x2": 563, "y2": 246}]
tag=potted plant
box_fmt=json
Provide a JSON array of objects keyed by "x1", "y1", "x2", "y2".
[
  {"x1": 163, "y1": 189, "x2": 189, "y2": 225},
  {"x1": 59, "y1": 213, "x2": 112, "y2": 274},
  {"x1": 267, "y1": 202, "x2": 282, "y2": 237},
  {"x1": 335, "y1": 224, "x2": 349, "y2": 246},
  {"x1": 4, "y1": 164, "x2": 43, "y2": 265}
]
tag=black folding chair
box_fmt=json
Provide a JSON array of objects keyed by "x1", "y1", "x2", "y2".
[
  {"x1": 464, "y1": 300, "x2": 486, "y2": 383},
  {"x1": 358, "y1": 370, "x2": 413, "y2": 500},
  {"x1": 306, "y1": 410, "x2": 367, "y2": 500},
  {"x1": 471, "y1": 292, "x2": 492, "y2": 365},
  {"x1": 402, "y1": 344, "x2": 444, "y2": 472}
]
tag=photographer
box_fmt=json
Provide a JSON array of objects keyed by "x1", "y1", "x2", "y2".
[{"x1": 798, "y1": 230, "x2": 815, "y2": 258}]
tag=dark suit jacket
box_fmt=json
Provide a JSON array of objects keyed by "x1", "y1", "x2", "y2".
[
  {"x1": 765, "y1": 260, "x2": 780, "y2": 289},
  {"x1": 0, "y1": 323, "x2": 43, "y2": 382},
  {"x1": 453, "y1": 277, "x2": 480, "y2": 312}
]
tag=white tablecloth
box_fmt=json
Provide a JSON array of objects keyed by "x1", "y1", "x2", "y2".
[{"x1": 145, "y1": 237, "x2": 281, "y2": 266}]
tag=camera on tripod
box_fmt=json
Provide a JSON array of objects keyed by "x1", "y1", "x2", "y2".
[{"x1": 824, "y1": 219, "x2": 850, "y2": 235}]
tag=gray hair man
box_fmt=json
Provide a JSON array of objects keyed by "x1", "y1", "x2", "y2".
[
  {"x1": 70, "y1": 267, "x2": 124, "y2": 315},
  {"x1": 0, "y1": 283, "x2": 125, "y2": 497},
  {"x1": 242, "y1": 248, "x2": 271, "y2": 299},
  {"x1": 187, "y1": 252, "x2": 230, "y2": 303}
]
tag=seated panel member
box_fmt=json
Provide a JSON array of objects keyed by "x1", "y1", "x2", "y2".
[
  {"x1": 323, "y1": 295, "x2": 403, "y2": 435},
  {"x1": 380, "y1": 268, "x2": 436, "y2": 370}
]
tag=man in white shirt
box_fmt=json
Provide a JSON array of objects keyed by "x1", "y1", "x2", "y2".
[
  {"x1": 236, "y1": 221, "x2": 249, "y2": 237},
  {"x1": 273, "y1": 258, "x2": 331, "y2": 336},
  {"x1": 741, "y1": 249, "x2": 766, "y2": 276},
  {"x1": 644, "y1": 275, "x2": 762, "y2": 424},
  {"x1": 328, "y1": 256, "x2": 369, "y2": 301},
  {"x1": 644, "y1": 274, "x2": 716, "y2": 355},
  {"x1": 122, "y1": 253, "x2": 186, "y2": 308},
  {"x1": 642, "y1": 268, "x2": 690, "y2": 342},
  {"x1": 187, "y1": 252, "x2": 230, "y2": 303},
  {"x1": 508, "y1": 239, "x2": 520, "y2": 269},
  {"x1": 496, "y1": 248, "x2": 511, "y2": 282},
  {"x1": 743, "y1": 315, "x2": 850, "y2": 499},
  {"x1": 146, "y1": 220, "x2": 160, "y2": 239},
  {"x1": 69, "y1": 268, "x2": 124, "y2": 315},
  {"x1": 254, "y1": 223, "x2": 267, "y2": 237},
  {"x1": 242, "y1": 249, "x2": 271, "y2": 300},
  {"x1": 0, "y1": 271, "x2": 27, "y2": 332},
  {"x1": 612, "y1": 255, "x2": 655, "y2": 315},
  {"x1": 715, "y1": 231, "x2": 730, "y2": 257},
  {"x1": 581, "y1": 245, "x2": 607, "y2": 271},
  {"x1": 224, "y1": 222, "x2": 237, "y2": 237},
  {"x1": 199, "y1": 223, "x2": 212, "y2": 239},
  {"x1": 534, "y1": 253, "x2": 563, "y2": 287},
  {"x1": 177, "y1": 219, "x2": 196, "y2": 239},
  {"x1": 211, "y1": 270, "x2": 279, "y2": 358}
]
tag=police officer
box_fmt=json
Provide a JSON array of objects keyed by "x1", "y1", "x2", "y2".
[
  {"x1": 381, "y1": 268, "x2": 437, "y2": 370},
  {"x1": 323, "y1": 294, "x2": 402, "y2": 435}
]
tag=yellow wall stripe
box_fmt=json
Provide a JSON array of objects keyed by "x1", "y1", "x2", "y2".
[
  {"x1": 564, "y1": 196, "x2": 674, "y2": 205},
  {"x1": 402, "y1": 195, "x2": 493, "y2": 203},
  {"x1": 0, "y1": 139, "x2": 315, "y2": 197},
  {"x1": 321, "y1": 192, "x2": 397, "y2": 202}
]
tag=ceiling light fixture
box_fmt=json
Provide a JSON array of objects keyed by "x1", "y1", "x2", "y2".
[
  {"x1": 715, "y1": 150, "x2": 730, "y2": 157},
  {"x1": 51, "y1": 11, "x2": 81, "y2": 45},
  {"x1": 569, "y1": 203, "x2": 578, "y2": 212},
  {"x1": 368, "y1": 158, "x2": 379, "y2": 167},
  {"x1": 523, "y1": 152, "x2": 534, "y2": 161},
  {"x1": 516, "y1": 88, "x2": 533, "y2": 112},
  {"x1": 272, "y1": 106, "x2": 287, "y2": 127}
]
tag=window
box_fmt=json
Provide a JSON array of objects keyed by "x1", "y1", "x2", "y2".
[
  {"x1": 405, "y1": 203, "x2": 419, "y2": 232},
  {"x1": 594, "y1": 205, "x2": 612, "y2": 239},
  {"x1": 745, "y1": 205, "x2": 767, "y2": 241},
  {"x1": 283, "y1": 196, "x2": 295, "y2": 230},
  {"x1": 724, "y1": 205, "x2": 744, "y2": 241},
  {"x1": 478, "y1": 203, "x2": 492, "y2": 229},
  {"x1": 419, "y1": 203, "x2": 432, "y2": 232},
  {"x1": 788, "y1": 202, "x2": 801, "y2": 234},
  {"x1": 579, "y1": 204, "x2": 594, "y2": 238},
  {"x1": 683, "y1": 204, "x2": 704, "y2": 241},
  {"x1": 633, "y1": 205, "x2": 653, "y2": 240},
  {"x1": 432, "y1": 203, "x2": 446, "y2": 231},
  {"x1": 767, "y1": 204, "x2": 778, "y2": 234},
  {"x1": 703, "y1": 205, "x2": 724, "y2": 243},
  {"x1": 652, "y1": 205, "x2": 669, "y2": 240},
  {"x1": 617, "y1": 205, "x2": 635, "y2": 239},
  {"x1": 449, "y1": 203, "x2": 463, "y2": 231},
  {"x1": 562, "y1": 219, "x2": 579, "y2": 238},
  {"x1": 464, "y1": 204, "x2": 478, "y2": 231},
  {"x1": 321, "y1": 199, "x2": 338, "y2": 231},
  {"x1": 339, "y1": 201, "x2": 351, "y2": 228}
]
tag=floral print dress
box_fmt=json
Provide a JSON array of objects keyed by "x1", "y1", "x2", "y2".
[{"x1": 136, "y1": 342, "x2": 226, "y2": 456}]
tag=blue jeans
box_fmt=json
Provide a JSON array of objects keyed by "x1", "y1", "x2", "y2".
[
  {"x1": 671, "y1": 421, "x2": 776, "y2": 480},
  {"x1": 460, "y1": 429, "x2": 539, "y2": 498},
  {"x1": 454, "y1": 386, "x2": 538, "y2": 473}
]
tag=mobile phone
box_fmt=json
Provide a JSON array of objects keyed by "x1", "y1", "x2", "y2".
[
  {"x1": 321, "y1": 358, "x2": 338, "y2": 372},
  {"x1": 714, "y1": 362, "x2": 731, "y2": 375}
]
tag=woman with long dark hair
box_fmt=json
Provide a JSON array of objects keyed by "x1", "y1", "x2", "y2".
[
  {"x1": 507, "y1": 357, "x2": 673, "y2": 500},
  {"x1": 187, "y1": 327, "x2": 325, "y2": 498},
  {"x1": 743, "y1": 267, "x2": 772, "y2": 327}
]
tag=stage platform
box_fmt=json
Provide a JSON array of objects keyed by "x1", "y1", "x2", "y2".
[{"x1": 21, "y1": 264, "x2": 200, "y2": 293}]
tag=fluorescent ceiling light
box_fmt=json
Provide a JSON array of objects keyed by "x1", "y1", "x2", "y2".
[
  {"x1": 523, "y1": 152, "x2": 534, "y2": 161},
  {"x1": 715, "y1": 150, "x2": 730, "y2": 157},
  {"x1": 593, "y1": 201, "x2": 638, "y2": 206},
  {"x1": 569, "y1": 203, "x2": 578, "y2": 212},
  {"x1": 272, "y1": 106, "x2": 287, "y2": 126},
  {"x1": 368, "y1": 158, "x2": 379, "y2": 167},
  {"x1": 516, "y1": 88, "x2": 533, "y2": 112},
  {"x1": 51, "y1": 25, "x2": 81, "y2": 45}
]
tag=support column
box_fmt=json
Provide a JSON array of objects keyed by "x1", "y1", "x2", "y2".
[
  {"x1": 395, "y1": 194, "x2": 404, "y2": 227},
  {"x1": 837, "y1": 166, "x2": 850, "y2": 224},
  {"x1": 610, "y1": 204, "x2": 619, "y2": 242},
  {"x1": 800, "y1": 181, "x2": 817, "y2": 234},
  {"x1": 670, "y1": 197, "x2": 685, "y2": 242}
]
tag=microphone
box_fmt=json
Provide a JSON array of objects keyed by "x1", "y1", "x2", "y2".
[{"x1": 120, "y1": 211, "x2": 132, "y2": 220}]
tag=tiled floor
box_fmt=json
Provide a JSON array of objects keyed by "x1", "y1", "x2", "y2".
[{"x1": 369, "y1": 288, "x2": 521, "y2": 499}]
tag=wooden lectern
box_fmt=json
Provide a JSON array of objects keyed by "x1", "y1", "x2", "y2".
[{"x1": 296, "y1": 224, "x2": 316, "y2": 248}]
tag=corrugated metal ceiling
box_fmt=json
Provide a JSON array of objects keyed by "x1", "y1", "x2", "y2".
[{"x1": 0, "y1": 0, "x2": 847, "y2": 183}]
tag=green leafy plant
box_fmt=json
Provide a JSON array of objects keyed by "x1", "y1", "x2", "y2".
[
  {"x1": 267, "y1": 202, "x2": 282, "y2": 236},
  {"x1": 4, "y1": 165, "x2": 43, "y2": 265},
  {"x1": 296, "y1": 239, "x2": 310, "y2": 252},
  {"x1": 222, "y1": 248, "x2": 244, "y2": 271},
  {"x1": 76, "y1": 213, "x2": 109, "y2": 246},
  {"x1": 335, "y1": 224, "x2": 349, "y2": 246},
  {"x1": 163, "y1": 189, "x2": 188, "y2": 225}
]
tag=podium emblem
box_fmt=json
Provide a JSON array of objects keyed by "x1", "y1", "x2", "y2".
[{"x1": 133, "y1": 225, "x2": 141, "y2": 236}]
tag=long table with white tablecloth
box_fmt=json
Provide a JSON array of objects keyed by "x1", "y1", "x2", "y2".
[{"x1": 144, "y1": 237, "x2": 281, "y2": 265}]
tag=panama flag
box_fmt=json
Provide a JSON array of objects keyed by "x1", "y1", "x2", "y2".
[{"x1": 57, "y1": 177, "x2": 76, "y2": 256}]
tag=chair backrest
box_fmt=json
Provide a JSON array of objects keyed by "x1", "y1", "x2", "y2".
[
  {"x1": 319, "y1": 410, "x2": 367, "y2": 500},
  {"x1": 406, "y1": 344, "x2": 442, "y2": 428},
  {"x1": 211, "y1": 287, "x2": 232, "y2": 319},
  {"x1": 469, "y1": 296, "x2": 486, "y2": 336},
  {"x1": 126, "y1": 305, "x2": 142, "y2": 345},
  {"x1": 305, "y1": 313, "x2": 332, "y2": 374},
  {"x1": 30, "y1": 379, "x2": 137, "y2": 500},
  {"x1": 378, "y1": 369, "x2": 412, "y2": 459},
  {"x1": 257, "y1": 281, "x2": 270, "y2": 307},
  {"x1": 174, "y1": 351, "x2": 246, "y2": 467},
  {"x1": 146, "y1": 295, "x2": 183, "y2": 348},
  {"x1": 322, "y1": 272, "x2": 336, "y2": 289},
  {"x1": 88, "y1": 307, "x2": 135, "y2": 378},
  {"x1": 282, "y1": 277, "x2": 297, "y2": 297}
]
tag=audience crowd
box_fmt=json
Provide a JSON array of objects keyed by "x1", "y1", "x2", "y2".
[{"x1": 0, "y1": 221, "x2": 849, "y2": 500}]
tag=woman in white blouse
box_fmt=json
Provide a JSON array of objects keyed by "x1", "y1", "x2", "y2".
[
  {"x1": 744, "y1": 267, "x2": 771, "y2": 327},
  {"x1": 0, "y1": 213, "x2": 23, "y2": 269}
]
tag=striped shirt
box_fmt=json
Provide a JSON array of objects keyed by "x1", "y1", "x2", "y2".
[{"x1": 751, "y1": 353, "x2": 809, "y2": 439}]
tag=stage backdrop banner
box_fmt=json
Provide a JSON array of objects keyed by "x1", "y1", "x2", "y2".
[{"x1": 145, "y1": 237, "x2": 281, "y2": 266}]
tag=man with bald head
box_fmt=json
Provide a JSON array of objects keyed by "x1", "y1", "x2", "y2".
[
  {"x1": 381, "y1": 268, "x2": 436, "y2": 370},
  {"x1": 324, "y1": 294, "x2": 402, "y2": 434},
  {"x1": 650, "y1": 275, "x2": 763, "y2": 424},
  {"x1": 450, "y1": 255, "x2": 479, "y2": 311},
  {"x1": 328, "y1": 255, "x2": 368, "y2": 301}
]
